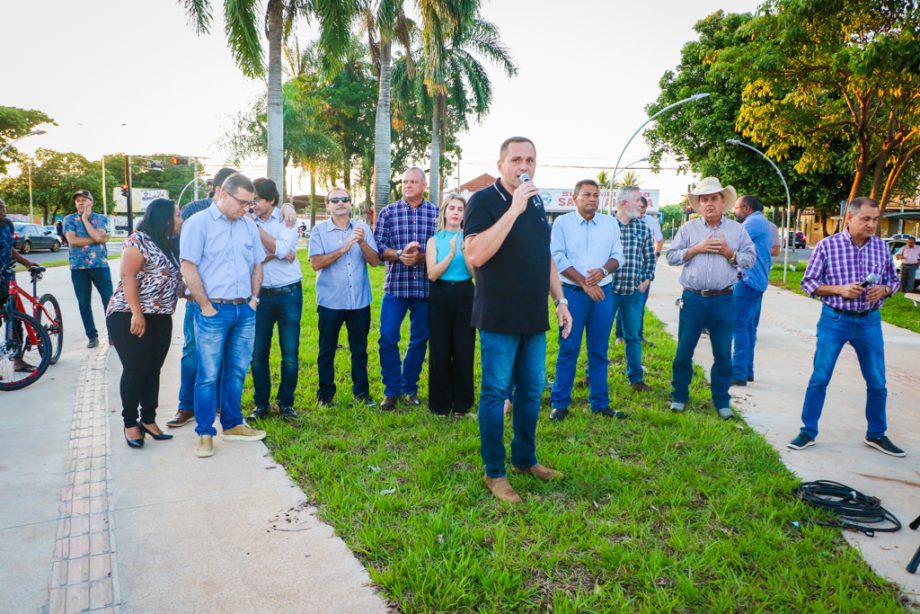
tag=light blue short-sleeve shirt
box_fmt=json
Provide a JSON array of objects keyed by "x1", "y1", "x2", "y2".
[
  {"x1": 309, "y1": 218, "x2": 377, "y2": 310},
  {"x1": 179, "y1": 202, "x2": 266, "y2": 300},
  {"x1": 550, "y1": 211, "x2": 624, "y2": 287}
]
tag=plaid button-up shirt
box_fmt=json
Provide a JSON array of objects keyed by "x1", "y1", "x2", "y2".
[
  {"x1": 801, "y1": 228, "x2": 898, "y2": 311},
  {"x1": 610, "y1": 216, "x2": 656, "y2": 295},
  {"x1": 374, "y1": 199, "x2": 438, "y2": 299}
]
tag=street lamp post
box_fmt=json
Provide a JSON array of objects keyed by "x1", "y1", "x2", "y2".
[
  {"x1": 726, "y1": 138, "x2": 793, "y2": 283},
  {"x1": 605, "y1": 157, "x2": 648, "y2": 213},
  {"x1": 0, "y1": 129, "x2": 46, "y2": 159},
  {"x1": 606, "y1": 93, "x2": 710, "y2": 211}
]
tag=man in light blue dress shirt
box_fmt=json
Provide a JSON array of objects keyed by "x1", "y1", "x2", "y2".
[
  {"x1": 180, "y1": 173, "x2": 267, "y2": 458},
  {"x1": 549, "y1": 179, "x2": 624, "y2": 421},
  {"x1": 309, "y1": 189, "x2": 381, "y2": 406}
]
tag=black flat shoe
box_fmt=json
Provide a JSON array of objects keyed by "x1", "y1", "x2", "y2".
[
  {"x1": 124, "y1": 428, "x2": 144, "y2": 448},
  {"x1": 139, "y1": 423, "x2": 173, "y2": 440}
]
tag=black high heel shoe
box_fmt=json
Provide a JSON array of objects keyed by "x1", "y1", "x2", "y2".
[
  {"x1": 139, "y1": 423, "x2": 174, "y2": 440},
  {"x1": 124, "y1": 427, "x2": 145, "y2": 449}
]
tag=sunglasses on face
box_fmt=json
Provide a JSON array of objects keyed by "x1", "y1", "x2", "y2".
[{"x1": 328, "y1": 196, "x2": 351, "y2": 204}]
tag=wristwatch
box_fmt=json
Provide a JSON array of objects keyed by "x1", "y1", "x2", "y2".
[
  {"x1": 396, "y1": 249, "x2": 404, "y2": 259},
  {"x1": 554, "y1": 297, "x2": 569, "y2": 307},
  {"x1": 248, "y1": 296, "x2": 260, "y2": 306},
  {"x1": 728, "y1": 251, "x2": 737, "y2": 265}
]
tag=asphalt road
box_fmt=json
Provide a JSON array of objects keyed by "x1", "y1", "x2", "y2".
[{"x1": 24, "y1": 240, "x2": 125, "y2": 264}]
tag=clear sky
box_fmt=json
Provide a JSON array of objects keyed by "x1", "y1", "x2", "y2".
[{"x1": 2, "y1": 0, "x2": 763, "y2": 205}]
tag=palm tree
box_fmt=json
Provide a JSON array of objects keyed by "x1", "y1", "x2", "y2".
[
  {"x1": 181, "y1": 0, "x2": 351, "y2": 200},
  {"x1": 612, "y1": 170, "x2": 642, "y2": 189},
  {"x1": 419, "y1": 12, "x2": 516, "y2": 204}
]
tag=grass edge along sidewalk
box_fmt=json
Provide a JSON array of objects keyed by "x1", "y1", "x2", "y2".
[
  {"x1": 242, "y1": 258, "x2": 906, "y2": 612},
  {"x1": 770, "y1": 262, "x2": 919, "y2": 334}
]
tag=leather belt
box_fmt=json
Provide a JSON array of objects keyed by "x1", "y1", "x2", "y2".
[
  {"x1": 831, "y1": 307, "x2": 877, "y2": 317},
  {"x1": 686, "y1": 287, "x2": 733, "y2": 297},
  {"x1": 261, "y1": 281, "x2": 301, "y2": 296},
  {"x1": 434, "y1": 279, "x2": 472, "y2": 286},
  {"x1": 210, "y1": 298, "x2": 247, "y2": 305}
]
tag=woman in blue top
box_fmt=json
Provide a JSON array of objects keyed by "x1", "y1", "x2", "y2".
[{"x1": 426, "y1": 195, "x2": 475, "y2": 415}]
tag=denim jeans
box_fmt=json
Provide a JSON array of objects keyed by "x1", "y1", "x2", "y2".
[
  {"x1": 731, "y1": 282, "x2": 764, "y2": 382},
  {"x1": 193, "y1": 303, "x2": 256, "y2": 436},
  {"x1": 550, "y1": 285, "x2": 612, "y2": 410},
  {"x1": 70, "y1": 267, "x2": 113, "y2": 339},
  {"x1": 178, "y1": 302, "x2": 198, "y2": 411},
  {"x1": 800, "y1": 305, "x2": 887, "y2": 439},
  {"x1": 378, "y1": 294, "x2": 429, "y2": 398},
  {"x1": 317, "y1": 305, "x2": 370, "y2": 403},
  {"x1": 615, "y1": 285, "x2": 649, "y2": 340},
  {"x1": 671, "y1": 290, "x2": 734, "y2": 409},
  {"x1": 252, "y1": 283, "x2": 302, "y2": 408},
  {"x1": 478, "y1": 330, "x2": 546, "y2": 478},
  {"x1": 610, "y1": 290, "x2": 645, "y2": 384}
]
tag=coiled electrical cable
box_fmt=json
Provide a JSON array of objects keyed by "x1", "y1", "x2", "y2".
[{"x1": 792, "y1": 480, "x2": 901, "y2": 537}]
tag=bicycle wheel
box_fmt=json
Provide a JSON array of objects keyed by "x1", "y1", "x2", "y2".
[
  {"x1": 37, "y1": 293, "x2": 63, "y2": 365},
  {"x1": 0, "y1": 309, "x2": 52, "y2": 391}
]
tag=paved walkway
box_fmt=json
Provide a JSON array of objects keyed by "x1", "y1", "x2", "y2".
[
  {"x1": 648, "y1": 261, "x2": 920, "y2": 601},
  {"x1": 0, "y1": 262, "x2": 387, "y2": 613}
]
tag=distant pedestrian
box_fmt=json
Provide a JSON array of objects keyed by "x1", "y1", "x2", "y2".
[
  {"x1": 373, "y1": 167, "x2": 438, "y2": 411},
  {"x1": 63, "y1": 190, "x2": 112, "y2": 348},
  {"x1": 666, "y1": 177, "x2": 755, "y2": 419},
  {"x1": 731, "y1": 195, "x2": 779, "y2": 386},
  {"x1": 426, "y1": 194, "x2": 475, "y2": 416},
  {"x1": 106, "y1": 199, "x2": 182, "y2": 449},
  {"x1": 55, "y1": 220, "x2": 66, "y2": 246},
  {"x1": 464, "y1": 136, "x2": 572, "y2": 503},
  {"x1": 180, "y1": 173, "x2": 267, "y2": 458},
  {"x1": 247, "y1": 178, "x2": 303, "y2": 421},
  {"x1": 896, "y1": 235, "x2": 918, "y2": 293},
  {"x1": 548, "y1": 179, "x2": 624, "y2": 421},
  {"x1": 788, "y1": 197, "x2": 903, "y2": 457},
  {"x1": 309, "y1": 189, "x2": 380, "y2": 407}
]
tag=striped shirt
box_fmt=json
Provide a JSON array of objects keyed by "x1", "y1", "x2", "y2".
[
  {"x1": 801, "y1": 228, "x2": 898, "y2": 311},
  {"x1": 666, "y1": 216, "x2": 756, "y2": 291},
  {"x1": 373, "y1": 199, "x2": 438, "y2": 299},
  {"x1": 610, "y1": 216, "x2": 656, "y2": 295}
]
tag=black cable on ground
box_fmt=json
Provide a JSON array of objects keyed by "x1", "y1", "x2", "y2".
[{"x1": 792, "y1": 480, "x2": 901, "y2": 537}]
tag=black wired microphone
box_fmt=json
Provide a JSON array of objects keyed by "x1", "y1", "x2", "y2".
[
  {"x1": 860, "y1": 273, "x2": 879, "y2": 288},
  {"x1": 519, "y1": 173, "x2": 544, "y2": 208}
]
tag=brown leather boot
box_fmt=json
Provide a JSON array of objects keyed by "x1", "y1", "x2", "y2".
[
  {"x1": 484, "y1": 476, "x2": 522, "y2": 503},
  {"x1": 166, "y1": 410, "x2": 195, "y2": 428},
  {"x1": 512, "y1": 463, "x2": 564, "y2": 481}
]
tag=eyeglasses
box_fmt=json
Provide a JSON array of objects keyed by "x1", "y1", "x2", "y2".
[
  {"x1": 227, "y1": 192, "x2": 257, "y2": 208},
  {"x1": 328, "y1": 196, "x2": 351, "y2": 204}
]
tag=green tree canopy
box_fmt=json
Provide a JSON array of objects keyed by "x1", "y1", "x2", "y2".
[{"x1": 0, "y1": 106, "x2": 54, "y2": 174}]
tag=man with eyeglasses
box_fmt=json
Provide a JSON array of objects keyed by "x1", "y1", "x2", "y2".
[
  {"x1": 180, "y1": 173, "x2": 267, "y2": 458},
  {"x1": 309, "y1": 188, "x2": 380, "y2": 407}
]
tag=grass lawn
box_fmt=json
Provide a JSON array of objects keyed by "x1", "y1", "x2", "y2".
[
  {"x1": 770, "y1": 263, "x2": 920, "y2": 334},
  {"x1": 243, "y1": 254, "x2": 905, "y2": 612}
]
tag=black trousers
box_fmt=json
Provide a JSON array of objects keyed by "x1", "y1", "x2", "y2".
[
  {"x1": 427, "y1": 280, "x2": 475, "y2": 414},
  {"x1": 317, "y1": 305, "x2": 371, "y2": 403},
  {"x1": 107, "y1": 312, "x2": 173, "y2": 428}
]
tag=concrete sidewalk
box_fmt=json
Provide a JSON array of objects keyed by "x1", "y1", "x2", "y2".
[
  {"x1": 0, "y1": 262, "x2": 386, "y2": 613},
  {"x1": 647, "y1": 262, "x2": 920, "y2": 601}
]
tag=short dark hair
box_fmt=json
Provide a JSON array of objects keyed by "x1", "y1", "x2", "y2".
[
  {"x1": 499, "y1": 136, "x2": 536, "y2": 162},
  {"x1": 221, "y1": 173, "x2": 254, "y2": 196},
  {"x1": 212, "y1": 167, "x2": 238, "y2": 193},
  {"x1": 847, "y1": 196, "x2": 879, "y2": 215},
  {"x1": 573, "y1": 179, "x2": 599, "y2": 198},
  {"x1": 639, "y1": 196, "x2": 648, "y2": 207},
  {"x1": 737, "y1": 195, "x2": 764, "y2": 212},
  {"x1": 253, "y1": 177, "x2": 280, "y2": 206}
]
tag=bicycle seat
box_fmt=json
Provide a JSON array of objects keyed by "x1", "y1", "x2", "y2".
[{"x1": 29, "y1": 266, "x2": 46, "y2": 273}]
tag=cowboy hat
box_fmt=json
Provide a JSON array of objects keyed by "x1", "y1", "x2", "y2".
[{"x1": 688, "y1": 177, "x2": 736, "y2": 209}]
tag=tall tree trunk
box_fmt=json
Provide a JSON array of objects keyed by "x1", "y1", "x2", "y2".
[
  {"x1": 309, "y1": 168, "x2": 317, "y2": 228},
  {"x1": 266, "y1": 0, "x2": 285, "y2": 201},
  {"x1": 880, "y1": 144, "x2": 920, "y2": 210},
  {"x1": 344, "y1": 157, "x2": 352, "y2": 193},
  {"x1": 373, "y1": 39, "x2": 393, "y2": 212},
  {"x1": 429, "y1": 96, "x2": 442, "y2": 206}
]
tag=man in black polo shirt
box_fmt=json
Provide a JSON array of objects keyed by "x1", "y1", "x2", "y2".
[{"x1": 464, "y1": 136, "x2": 573, "y2": 503}]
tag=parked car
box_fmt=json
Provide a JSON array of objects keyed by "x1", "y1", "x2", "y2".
[
  {"x1": 13, "y1": 223, "x2": 62, "y2": 253},
  {"x1": 784, "y1": 230, "x2": 807, "y2": 249}
]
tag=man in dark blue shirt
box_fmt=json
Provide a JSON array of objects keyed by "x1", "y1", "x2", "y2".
[{"x1": 0, "y1": 198, "x2": 40, "y2": 372}]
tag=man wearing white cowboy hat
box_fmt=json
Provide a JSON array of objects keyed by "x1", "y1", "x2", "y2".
[{"x1": 666, "y1": 177, "x2": 756, "y2": 418}]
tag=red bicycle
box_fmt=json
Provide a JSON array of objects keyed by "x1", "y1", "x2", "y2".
[{"x1": 1, "y1": 265, "x2": 63, "y2": 390}]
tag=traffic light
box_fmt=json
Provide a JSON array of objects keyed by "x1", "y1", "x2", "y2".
[
  {"x1": 170, "y1": 156, "x2": 189, "y2": 166},
  {"x1": 121, "y1": 184, "x2": 129, "y2": 198}
]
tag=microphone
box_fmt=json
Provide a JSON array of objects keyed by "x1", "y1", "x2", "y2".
[
  {"x1": 519, "y1": 173, "x2": 544, "y2": 208},
  {"x1": 860, "y1": 273, "x2": 879, "y2": 288}
]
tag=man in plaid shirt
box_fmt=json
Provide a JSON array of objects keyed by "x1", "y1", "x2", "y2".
[
  {"x1": 610, "y1": 186, "x2": 656, "y2": 391},
  {"x1": 788, "y1": 197, "x2": 902, "y2": 457},
  {"x1": 373, "y1": 168, "x2": 438, "y2": 410}
]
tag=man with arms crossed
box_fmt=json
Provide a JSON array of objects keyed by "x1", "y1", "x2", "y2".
[
  {"x1": 64, "y1": 190, "x2": 112, "y2": 348},
  {"x1": 464, "y1": 136, "x2": 572, "y2": 503}
]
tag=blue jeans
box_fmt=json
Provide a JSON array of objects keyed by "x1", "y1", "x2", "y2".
[
  {"x1": 252, "y1": 284, "x2": 302, "y2": 408},
  {"x1": 70, "y1": 267, "x2": 113, "y2": 339},
  {"x1": 610, "y1": 291, "x2": 645, "y2": 384},
  {"x1": 193, "y1": 303, "x2": 256, "y2": 436},
  {"x1": 478, "y1": 330, "x2": 546, "y2": 478},
  {"x1": 731, "y1": 282, "x2": 764, "y2": 382},
  {"x1": 379, "y1": 294, "x2": 429, "y2": 398},
  {"x1": 179, "y1": 302, "x2": 223, "y2": 411},
  {"x1": 800, "y1": 305, "x2": 887, "y2": 439},
  {"x1": 550, "y1": 285, "x2": 613, "y2": 410},
  {"x1": 615, "y1": 285, "x2": 649, "y2": 340},
  {"x1": 671, "y1": 290, "x2": 734, "y2": 409}
]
